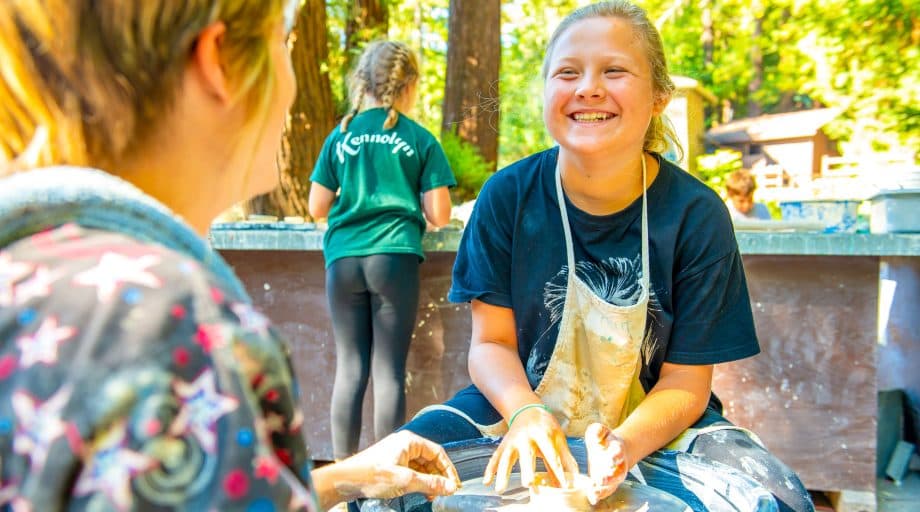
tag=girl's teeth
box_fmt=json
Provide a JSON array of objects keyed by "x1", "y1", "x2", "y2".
[{"x1": 574, "y1": 113, "x2": 610, "y2": 121}]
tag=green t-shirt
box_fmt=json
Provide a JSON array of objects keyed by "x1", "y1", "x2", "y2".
[{"x1": 311, "y1": 108, "x2": 456, "y2": 267}]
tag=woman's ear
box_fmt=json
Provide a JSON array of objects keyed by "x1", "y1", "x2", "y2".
[
  {"x1": 190, "y1": 22, "x2": 230, "y2": 103},
  {"x1": 652, "y1": 93, "x2": 671, "y2": 117}
]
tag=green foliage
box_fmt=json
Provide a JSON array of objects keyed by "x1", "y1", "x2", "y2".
[
  {"x1": 321, "y1": 0, "x2": 349, "y2": 114},
  {"x1": 696, "y1": 149, "x2": 743, "y2": 191},
  {"x1": 793, "y1": 0, "x2": 920, "y2": 157},
  {"x1": 651, "y1": 0, "x2": 811, "y2": 120},
  {"x1": 320, "y1": 0, "x2": 918, "y2": 186},
  {"x1": 764, "y1": 200, "x2": 782, "y2": 220},
  {"x1": 497, "y1": 0, "x2": 583, "y2": 167},
  {"x1": 652, "y1": 0, "x2": 918, "y2": 158},
  {"x1": 440, "y1": 131, "x2": 492, "y2": 203},
  {"x1": 388, "y1": 0, "x2": 450, "y2": 133}
]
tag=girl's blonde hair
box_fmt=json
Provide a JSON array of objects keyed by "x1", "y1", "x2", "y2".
[
  {"x1": 542, "y1": 1, "x2": 682, "y2": 158},
  {"x1": 340, "y1": 40, "x2": 419, "y2": 131},
  {"x1": 0, "y1": 0, "x2": 295, "y2": 174}
]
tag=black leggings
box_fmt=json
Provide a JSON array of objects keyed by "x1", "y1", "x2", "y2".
[{"x1": 327, "y1": 253, "x2": 420, "y2": 459}]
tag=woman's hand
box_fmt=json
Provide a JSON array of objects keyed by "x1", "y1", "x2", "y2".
[
  {"x1": 483, "y1": 405, "x2": 579, "y2": 493},
  {"x1": 584, "y1": 423, "x2": 628, "y2": 505},
  {"x1": 330, "y1": 431, "x2": 461, "y2": 503}
]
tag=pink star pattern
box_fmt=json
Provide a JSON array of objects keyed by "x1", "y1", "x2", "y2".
[
  {"x1": 73, "y1": 252, "x2": 162, "y2": 302},
  {"x1": 169, "y1": 369, "x2": 239, "y2": 452},
  {"x1": 74, "y1": 420, "x2": 157, "y2": 511},
  {"x1": 0, "y1": 355, "x2": 17, "y2": 380},
  {"x1": 231, "y1": 303, "x2": 270, "y2": 337},
  {"x1": 17, "y1": 316, "x2": 77, "y2": 367},
  {"x1": 194, "y1": 323, "x2": 227, "y2": 353},
  {"x1": 253, "y1": 454, "x2": 282, "y2": 485},
  {"x1": 2, "y1": 223, "x2": 321, "y2": 509},
  {"x1": 12, "y1": 387, "x2": 71, "y2": 473},
  {"x1": 13, "y1": 266, "x2": 60, "y2": 306},
  {"x1": 0, "y1": 252, "x2": 34, "y2": 307}
]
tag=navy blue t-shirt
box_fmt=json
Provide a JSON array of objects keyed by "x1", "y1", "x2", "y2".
[{"x1": 447, "y1": 147, "x2": 759, "y2": 423}]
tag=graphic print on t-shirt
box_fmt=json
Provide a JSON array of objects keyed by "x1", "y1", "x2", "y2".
[
  {"x1": 530, "y1": 255, "x2": 661, "y2": 379},
  {"x1": 335, "y1": 131, "x2": 416, "y2": 163}
]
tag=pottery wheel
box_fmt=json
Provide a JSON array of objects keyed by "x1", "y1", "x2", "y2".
[{"x1": 431, "y1": 473, "x2": 691, "y2": 512}]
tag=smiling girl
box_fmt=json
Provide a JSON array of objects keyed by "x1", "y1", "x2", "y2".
[{"x1": 401, "y1": 2, "x2": 813, "y2": 511}]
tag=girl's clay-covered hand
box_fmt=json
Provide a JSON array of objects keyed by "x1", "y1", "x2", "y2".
[
  {"x1": 483, "y1": 405, "x2": 579, "y2": 493},
  {"x1": 584, "y1": 422, "x2": 628, "y2": 505},
  {"x1": 335, "y1": 430, "x2": 461, "y2": 501}
]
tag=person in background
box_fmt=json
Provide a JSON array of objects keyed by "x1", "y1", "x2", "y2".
[
  {"x1": 308, "y1": 41, "x2": 455, "y2": 461},
  {"x1": 725, "y1": 168, "x2": 773, "y2": 220},
  {"x1": 401, "y1": 2, "x2": 812, "y2": 511},
  {"x1": 0, "y1": 2, "x2": 459, "y2": 511}
]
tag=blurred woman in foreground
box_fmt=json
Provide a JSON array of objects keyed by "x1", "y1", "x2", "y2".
[{"x1": 0, "y1": 1, "x2": 459, "y2": 510}]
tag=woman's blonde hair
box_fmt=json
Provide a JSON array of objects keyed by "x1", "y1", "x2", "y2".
[
  {"x1": 340, "y1": 40, "x2": 419, "y2": 131},
  {"x1": 0, "y1": 0, "x2": 294, "y2": 174},
  {"x1": 542, "y1": 1, "x2": 682, "y2": 158}
]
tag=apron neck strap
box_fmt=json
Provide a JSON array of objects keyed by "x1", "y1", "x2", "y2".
[
  {"x1": 554, "y1": 154, "x2": 650, "y2": 288},
  {"x1": 640, "y1": 154, "x2": 650, "y2": 289}
]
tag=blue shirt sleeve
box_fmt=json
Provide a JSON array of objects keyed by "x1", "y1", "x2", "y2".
[
  {"x1": 665, "y1": 191, "x2": 760, "y2": 365},
  {"x1": 752, "y1": 202, "x2": 772, "y2": 220},
  {"x1": 448, "y1": 173, "x2": 514, "y2": 308},
  {"x1": 666, "y1": 249, "x2": 760, "y2": 364}
]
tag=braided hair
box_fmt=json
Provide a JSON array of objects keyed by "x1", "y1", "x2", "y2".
[{"x1": 340, "y1": 40, "x2": 419, "y2": 131}]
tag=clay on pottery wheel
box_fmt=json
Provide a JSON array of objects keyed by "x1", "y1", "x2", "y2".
[
  {"x1": 432, "y1": 471, "x2": 690, "y2": 512},
  {"x1": 529, "y1": 472, "x2": 592, "y2": 511}
]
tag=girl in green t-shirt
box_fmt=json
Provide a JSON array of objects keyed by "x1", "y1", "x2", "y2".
[{"x1": 309, "y1": 40, "x2": 456, "y2": 459}]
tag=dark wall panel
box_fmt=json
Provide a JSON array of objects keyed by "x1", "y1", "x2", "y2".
[
  {"x1": 222, "y1": 250, "x2": 893, "y2": 492},
  {"x1": 713, "y1": 255, "x2": 878, "y2": 491}
]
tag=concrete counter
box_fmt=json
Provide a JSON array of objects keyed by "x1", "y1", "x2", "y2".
[
  {"x1": 210, "y1": 225, "x2": 920, "y2": 256},
  {"x1": 211, "y1": 226, "x2": 920, "y2": 494}
]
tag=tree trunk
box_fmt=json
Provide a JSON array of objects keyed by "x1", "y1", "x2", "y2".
[
  {"x1": 247, "y1": 0, "x2": 336, "y2": 219},
  {"x1": 345, "y1": 0, "x2": 388, "y2": 76},
  {"x1": 442, "y1": 0, "x2": 501, "y2": 171}
]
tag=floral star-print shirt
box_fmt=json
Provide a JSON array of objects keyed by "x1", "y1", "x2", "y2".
[{"x1": 0, "y1": 223, "x2": 319, "y2": 511}]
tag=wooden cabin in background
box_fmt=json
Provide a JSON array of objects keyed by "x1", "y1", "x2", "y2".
[
  {"x1": 664, "y1": 75, "x2": 717, "y2": 175},
  {"x1": 706, "y1": 108, "x2": 841, "y2": 190}
]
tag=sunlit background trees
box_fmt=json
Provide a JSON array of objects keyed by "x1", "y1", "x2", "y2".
[{"x1": 246, "y1": 0, "x2": 919, "y2": 218}]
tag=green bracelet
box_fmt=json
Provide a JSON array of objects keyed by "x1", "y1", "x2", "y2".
[{"x1": 507, "y1": 403, "x2": 550, "y2": 428}]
